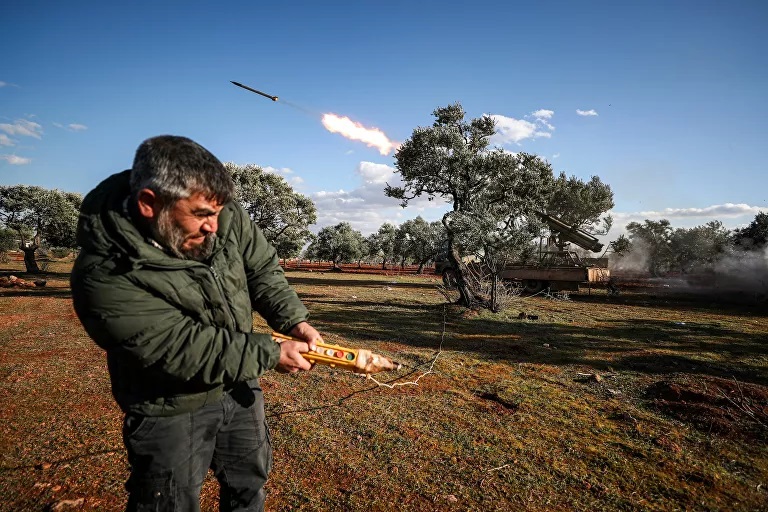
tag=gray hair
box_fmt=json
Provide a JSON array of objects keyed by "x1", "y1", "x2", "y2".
[{"x1": 130, "y1": 135, "x2": 235, "y2": 204}]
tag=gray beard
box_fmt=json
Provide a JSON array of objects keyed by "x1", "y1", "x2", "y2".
[{"x1": 152, "y1": 208, "x2": 216, "y2": 262}]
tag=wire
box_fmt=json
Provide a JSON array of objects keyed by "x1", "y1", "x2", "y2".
[{"x1": 366, "y1": 303, "x2": 446, "y2": 388}]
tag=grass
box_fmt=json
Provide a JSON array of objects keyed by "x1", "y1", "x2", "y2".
[{"x1": 0, "y1": 262, "x2": 767, "y2": 511}]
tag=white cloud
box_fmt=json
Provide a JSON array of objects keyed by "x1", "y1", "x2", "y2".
[
  {"x1": 530, "y1": 109, "x2": 556, "y2": 131},
  {"x1": 263, "y1": 165, "x2": 304, "y2": 187},
  {"x1": 0, "y1": 119, "x2": 43, "y2": 139},
  {"x1": 0, "y1": 154, "x2": 31, "y2": 165},
  {"x1": 0, "y1": 81, "x2": 6, "y2": 87},
  {"x1": 576, "y1": 109, "x2": 598, "y2": 117},
  {"x1": 552, "y1": 153, "x2": 560, "y2": 159},
  {"x1": 488, "y1": 109, "x2": 556, "y2": 146},
  {"x1": 0, "y1": 134, "x2": 14, "y2": 146},
  {"x1": 629, "y1": 203, "x2": 766, "y2": 219},
  {"x1": 489, "y1": 114, "x2": 553, "y2": 145},
  {"x1": 310, "y1": 161, "x2": 447, "y2": 234},
  {"x1": 356, "y1": 161, "x2": 392, "y2": 185},
  {"x1": 54, "y1": 122, "x2": 88, "y2": 132},
  {"x1": 263, "y1": 165, "x2": 293, "y2": 175},
  {"x1": 604, "y1": 203, "x2": 768, "y2": 243}
]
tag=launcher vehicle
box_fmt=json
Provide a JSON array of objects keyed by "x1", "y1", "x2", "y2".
[{"x1": 435, "y1": 212, "x2": 610, "y2": 294}]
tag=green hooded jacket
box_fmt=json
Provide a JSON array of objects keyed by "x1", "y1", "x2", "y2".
[{"x1": 71, "y1": 170, "x2": 309, "y2": 416}]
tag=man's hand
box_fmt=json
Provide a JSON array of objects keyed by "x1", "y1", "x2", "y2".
[
  {"x1": 288, "y1": 321, "x2": 323, "y2": 352},
  {"x1": 274, "y1": 322, "x2": 323, "y2": 373},
  {"x1": 275, "y1": 338, "x2": 312, "y2": 373}
]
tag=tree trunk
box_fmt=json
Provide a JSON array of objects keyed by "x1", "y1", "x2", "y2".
[
  {"x1": 21, "y1": 245, "x2": 41, "y2": 274},
  {"x1": 417, "y1": 261, "x2": 425, "y2": 274},
  {"x1": 448, "y1": 244, "x2": 475, "y2": 307}
]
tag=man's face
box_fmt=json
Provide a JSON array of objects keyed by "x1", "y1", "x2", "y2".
[{"x1": 152, "y1": 192, "x2": 225, "y2": 261}]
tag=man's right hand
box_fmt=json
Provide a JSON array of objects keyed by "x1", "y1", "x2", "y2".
[{"x1": 275, "y1": 338, "x2": 313, "y2": 373}]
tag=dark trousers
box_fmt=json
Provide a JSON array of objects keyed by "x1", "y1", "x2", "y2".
[{"x1": 122, "y1": 382, "x2": 272, "y2": 512}]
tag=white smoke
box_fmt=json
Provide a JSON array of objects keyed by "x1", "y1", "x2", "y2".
[
  {"x1": 610, "y1": 243, "x2": 768, "y2": 299},
  {"x1": 321, "y1": 113, "x2": 398, "y2": 156}
]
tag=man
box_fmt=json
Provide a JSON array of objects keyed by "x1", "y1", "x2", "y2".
[{"x1": 71, "y1": 135, "x2": 320, "y2": 511}]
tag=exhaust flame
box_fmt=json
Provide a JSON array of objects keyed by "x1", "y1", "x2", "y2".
[{"x1": 321, "y1": 113, "x2": 397, "y2": 155}]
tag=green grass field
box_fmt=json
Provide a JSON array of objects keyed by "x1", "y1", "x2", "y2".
[{"x1": 1, "y1": 262, "x2": 767, "y2": 511}]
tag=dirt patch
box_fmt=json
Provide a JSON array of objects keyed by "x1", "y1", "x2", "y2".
[{"x1": 646, "y1": 377, "x2": 768, "y2": 439}]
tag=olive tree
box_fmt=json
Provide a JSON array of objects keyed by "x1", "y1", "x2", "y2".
[
  {"x1": 625, "y1": 219, "x2": 674, "y2": 276},
  {"x1": 0, "y1": 185, "x2": 82, "y2": 273},
  {"x1": 393, "y1": 217, "x2": 445, "y2": 273},
  {"x1": 308, "y1": 222, "x2": 365, "y2": 270},
  {"x1": 367, "y1": 222, "x2": 397, "y2": 269},
  {"x1": 386, "y1": 103, "x2": 554, "y2": 308},
  {"x1": 544, "y1": 173, "x2": 614, "y2": 250},
  {"x1": 225, "y1": 163, "x2": 316, "y2": 260},
  {"x1": 669, "y1": 221, "x2": 731, "y2": 273},
  {"x1": 733, "y1": 211, "x2": 768, "y2": 250}
]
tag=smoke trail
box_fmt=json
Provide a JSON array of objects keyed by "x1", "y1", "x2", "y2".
[
  {"x1": 278, "y1": 98, "x2": 320, "y2": 117},
  {"x1": 321, "y1": 113, "x2": 397, "y2": 156}
]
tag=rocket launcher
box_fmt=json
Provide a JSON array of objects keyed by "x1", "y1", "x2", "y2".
[{"x1": 271, "y1": 332, "x2": 401, "y2": 375}]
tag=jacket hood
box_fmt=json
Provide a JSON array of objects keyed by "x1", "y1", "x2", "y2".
[{"x1": 77, "y1": 170, "x2": 235, "y2": 266}]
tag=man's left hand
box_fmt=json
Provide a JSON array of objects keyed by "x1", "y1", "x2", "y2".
[{"x1": 289, "y1": 321, "x2": 323, "y2": 352}]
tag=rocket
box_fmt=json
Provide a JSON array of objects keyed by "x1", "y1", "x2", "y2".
[{"x1": 230, "y1": 81, "x2": 278, "y2": 101}]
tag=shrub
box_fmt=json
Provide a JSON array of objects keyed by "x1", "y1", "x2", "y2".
[{"x1": 49, "y1": 247, "x2": 71, "y2": 259}]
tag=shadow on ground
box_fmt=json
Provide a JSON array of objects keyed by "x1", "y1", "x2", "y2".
[{"x1": 309, "y1": 297, "x2": 768, "y2": 387}]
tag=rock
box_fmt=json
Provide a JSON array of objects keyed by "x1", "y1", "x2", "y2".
[
  {"x1": 48, "y1": 498, "x2": 85, "y2": 510},
  {"x1": 576, "y1": 373, "x2": 603, "y2": 383},
  {"x1": 0, "y1": 275, "x2": 37, "y2": 288}
]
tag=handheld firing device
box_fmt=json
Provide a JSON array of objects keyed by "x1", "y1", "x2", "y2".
[{"x1": 271, "y1": 332, "x2": 401, "y2": 375}]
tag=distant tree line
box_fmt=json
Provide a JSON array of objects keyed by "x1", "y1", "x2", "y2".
[
  {"x1": 611, "y1": 212, "x2": 768, "y2": 276},
  {"x1": 302, "y1": 216, "x2": 446, "y2": 273}
]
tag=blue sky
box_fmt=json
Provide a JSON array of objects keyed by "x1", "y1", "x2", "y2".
[{"x1": 2, "y1": 0, "x2": 766, "y2": 240}]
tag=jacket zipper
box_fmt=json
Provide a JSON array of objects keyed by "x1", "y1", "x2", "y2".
[{"x1": 209, "y1": 266, "x2": 237, "y2": 328}]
